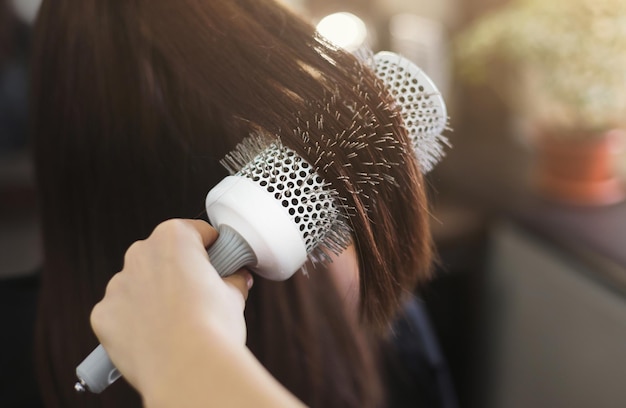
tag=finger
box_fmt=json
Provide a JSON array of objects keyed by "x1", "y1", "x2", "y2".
[
  {"x1": 89, "y1": 301, "x2": 104, "y2": 340},
  {"x1": 103, "y1": 271, "x2": 124, "y2": 298},
  {"x1": 223, "y1": 269, "x2": 254, "y2": 302},
  {"x1": 90, "y1": 299, "x2": 115, "y2": 344},
  {"x1": 152, "y1": 219, "x2": 218, "y2": 249},
  {"x1": 182, "y1": 219, "x2": 219, "y2": 248}
]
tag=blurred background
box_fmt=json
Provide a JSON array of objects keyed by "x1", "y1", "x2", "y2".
[{"x1": 1, "y1": 0, "x2": 626, "y2": 407}]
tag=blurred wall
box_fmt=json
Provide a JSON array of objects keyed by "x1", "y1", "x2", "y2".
[{"x1": 485, "y1": 222, "x2": 626, "y2": 408}]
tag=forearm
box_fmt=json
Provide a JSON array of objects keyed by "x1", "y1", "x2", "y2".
[{"x1": 140, "y1": 326, "x2": 306, "y2": 408}]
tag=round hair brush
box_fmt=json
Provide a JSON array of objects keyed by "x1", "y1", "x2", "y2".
[
  {"x1": 74, "y1": 133, "x2": 352, "y2": 394},
  {"x1": 358, "y1": 50, "x2": 449, "y2": 173},
  {"x1": 205, "y1": 133, "x2": 351, "y2": 280}
]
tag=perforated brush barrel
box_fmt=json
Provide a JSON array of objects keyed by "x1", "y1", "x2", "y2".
[
  {"x1": 373, "y1": 51, "x2": 448, "y2": 173},
  {"x1": 205, "y1": 142, "x2": 345, "y2": 280}
]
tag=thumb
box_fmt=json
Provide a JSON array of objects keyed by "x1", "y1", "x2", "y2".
[{"x1": 222, "y1": 269, "x2": 254, "y2": 303}]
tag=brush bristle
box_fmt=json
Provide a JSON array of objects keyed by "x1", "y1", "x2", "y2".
[
  {"x1": 220, "y1": 131, "x2": 352, "y2": 266},
  {"x1": 292, "y1": 89, "x2": 409, "y2": 216}
]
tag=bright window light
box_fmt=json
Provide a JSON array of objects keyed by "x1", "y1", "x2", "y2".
[{"x1": 316, "y1": 12, "x2": 368, "y2": 52}]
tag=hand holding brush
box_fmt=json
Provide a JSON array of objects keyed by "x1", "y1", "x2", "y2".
[{"x1": 88, "y1": 218, "x2": 305, "y2": 407}]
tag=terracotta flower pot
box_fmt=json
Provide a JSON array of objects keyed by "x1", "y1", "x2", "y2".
[{"x1": 533, "y1": 129, "x2": 626, "y2": 206}]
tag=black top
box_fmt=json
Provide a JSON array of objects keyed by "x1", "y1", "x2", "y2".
[
  {"x1": 384, "y1": 296, "x2": 459, "y2": 408},
  {"x1": 0, "y1": 273, "x2": 43, "y2": 407}
]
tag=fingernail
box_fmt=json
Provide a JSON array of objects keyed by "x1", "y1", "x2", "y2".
[{"x1": 246, "y1": 273, "x2": 254, "y2": 290}]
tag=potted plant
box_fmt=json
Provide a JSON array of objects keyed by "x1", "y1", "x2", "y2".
[{"x1": 454, "y1": 0, "x2": 626, "y2": 205}]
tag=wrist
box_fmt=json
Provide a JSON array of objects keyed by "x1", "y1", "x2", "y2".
[
  {"x1": 139, "y1": 322, "x2": 238, "y2": 406},
  {"x1": 140, "y1": 323, "x2": 305, "y2": 408}
]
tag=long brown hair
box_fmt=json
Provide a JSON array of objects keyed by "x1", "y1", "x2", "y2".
[{"x1": 31, "y1": 0, "x2": 433, "y2": 407}]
